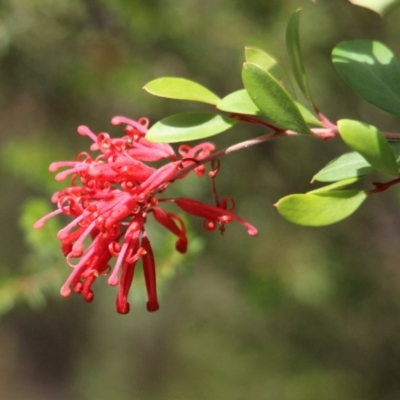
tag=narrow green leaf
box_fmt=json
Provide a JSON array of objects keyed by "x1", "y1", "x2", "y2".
[
  {"x1": 242, "y1": 63, "x2": 310, "y2": 134},
  {"x1": 308, "y1": 178, "x2": 359, "y2": 194},
  {"x1": 332, "y1": 40, "x2": 400, "y2": 117},
  {"x1": 286, "y1": 9, "x2": 314, "y2": 105},
  {"x1": 276, "y1": 190, "x2": 367, "y2": 226},
  {"x1": 338, "y1": 119, "x2": 398, "y2": 176},
  {"x1": 145, "y1": 112, "x2": 237, "y2": 143},
  {"x1": 313, "y1": 142, "x2": 400, "y2": 182},
  {"x1": 216, "y1": 89, "x2": 260, "y2": 115},
  {"x1": 143, "y1": 77, "x2": 220, "y2": 105},
  {"x1": 349, "y1": 0, "x2": 400, "y2": 16}
]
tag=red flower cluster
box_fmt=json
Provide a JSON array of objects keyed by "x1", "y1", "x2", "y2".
[{"x1": 34, "y1": 116, "x2": 257, "y2": 314}]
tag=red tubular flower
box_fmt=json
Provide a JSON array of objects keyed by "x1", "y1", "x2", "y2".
[{"x1": 34, "y1": 116, "x2": 257, "y2": 314}]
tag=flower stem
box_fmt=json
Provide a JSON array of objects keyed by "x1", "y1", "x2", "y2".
[{"x1": 174, "y1": 131, "x2": 284, "y2": 180}]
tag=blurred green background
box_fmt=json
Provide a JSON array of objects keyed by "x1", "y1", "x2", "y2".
[{"x1": 2, "y1": 0, "x2": 400, "y2": 399}]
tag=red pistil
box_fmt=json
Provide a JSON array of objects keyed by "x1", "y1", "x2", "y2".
[{"x1": 167, "y1": 197, "x2": 258, "y2": 236}]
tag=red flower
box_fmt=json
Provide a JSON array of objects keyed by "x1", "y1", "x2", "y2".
[{"x1": 34, "y1": 116, "x2": 257, "y2": 314}]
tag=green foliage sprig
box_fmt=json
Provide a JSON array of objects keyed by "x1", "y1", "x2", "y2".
[{"x1": 143, "y1": 3, "x2": 400, "y2": 227}]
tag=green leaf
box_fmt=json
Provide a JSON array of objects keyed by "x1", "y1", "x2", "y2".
[
  {"x1": 308, "y1": 178, "x2": 359, "y2": 194},
  {"x1": 286, "y1": 9, "x2": 314, "y2": 105},
  {"x1": 216, "y1": 89, "x2": 261, "y2": 115},
  {"x1": 245, "y1": 47, "x2": 296, "y2": 97},
  {"x1": 295, "y1": 102, "x2": 323, "y2": 126},
  {"x1": 145, "y1": 112, "x2": 237, "y2": 143},
  {"x1": 242, "y1": 63, "x2": 310, "y2": 134},
  {"x1": 143, "y1": 77, "x2": 220, "y2": 105},
  {"x1": 245, "y1": 47, "x2": 277, "y2": 72},
  {"x1": 216, "y1": 91, "x2": 322, "y2": 125},
  {"x1": 332, "y1": 40, "x2": 400, "y2": 117},
  {"x1": 276, "y1": 190, "x2": 367, "y2": 226},
  {"x1": 349, "y1": 0, "x2": 400, "y2": 16},
  {"x1": 313, "y1": 142, "x2": 400, "y2": 182},
  {"x1": 338, "y1": 119, "x2": 398, "y2": 176},
  {"x1": 313, "y1": 152, "x2": 374, "y2": 182}
]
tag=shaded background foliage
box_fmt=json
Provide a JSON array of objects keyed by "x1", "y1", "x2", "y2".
[{"x1": 1, "y1": 0, "x2": 400, "y2": 399}]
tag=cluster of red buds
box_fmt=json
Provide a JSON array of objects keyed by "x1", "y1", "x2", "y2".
[{"x1": 34, "y1": 116, "x2": 257, "y2": 314}]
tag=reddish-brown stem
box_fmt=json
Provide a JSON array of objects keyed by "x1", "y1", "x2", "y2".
[
  {"x1": 382, "y1": 132, "x2": 400, "y2": 141},
  {"x1": 370, "y1": 177, "x2": 400, "y2": 194},
  {"x1": 209, "y1": 159, "x2": 221, "y2": 206},
  {"x1": 172, "y1": 112, "x2": 400, "y2": 182},
  {"x1": 232, "y1": 112, "x2": 340, "y2": 140},
  {"x1": 230, "y1": 113, "x2": 284, "y2": 131},
  {"x1": 173, "y1": 130, "x2": 285, "y2": 181},
  {"x1": 233, "y1": 112, "x2": 400, "y2": 142},
  {"x1": 310, "y1": 127, "x2": 339, "y2": 140},
  {"x1": 317, "y1": 110, "x2": 337, "y2": 130}
]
